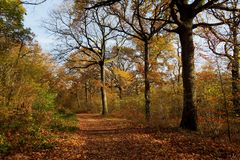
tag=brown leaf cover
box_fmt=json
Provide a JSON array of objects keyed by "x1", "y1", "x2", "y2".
[{"x1": 2, "y1": 114, "x2": 240, "y2": 160}]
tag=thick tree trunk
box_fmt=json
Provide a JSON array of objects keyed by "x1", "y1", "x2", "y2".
[
  {"x1": 144, "y1": 42, "x2": 151, "y2": 122},
  {"x1": 179, "y1": 27, "x2": 197, "y2": 131},
  {"x1": 100, "y1": 62, "x2": 108, "y2": 115}
]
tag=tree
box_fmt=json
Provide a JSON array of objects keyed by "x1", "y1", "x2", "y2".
[
  {"x1": 108, "y1": 0, "x2": 168, "y2": 121},
  {"x1": 167, "y1": 0, "x2": 240, "y2": 130},
  {"x1": 198, "y1": 0, "x2": 240, "y2": 115},
  {"x1": 108, "y1": 46, "x2": 138, "y2": 99},
  {"x1": 0, "y1": 0, "x2": 32, "y2": 54},
  {"x1": 65, "y1": 0, "x2": 239, "y2": 130},
  {"x1": 65, "y1": 53, "x2": 101, "y2": 111},
  {"x1": 45, "y1": 2, "x2": 122, "y2": 115}
]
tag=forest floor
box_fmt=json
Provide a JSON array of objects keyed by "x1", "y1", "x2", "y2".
[{"x1": 3, "y1": 114, "x2": 240, "y2": 160}]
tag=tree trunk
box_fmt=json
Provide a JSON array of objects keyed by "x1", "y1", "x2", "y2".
[
  {"x1": 179, "y1": 27, "x2": 197, "y2": 131},
  {"x1": 76, "y1": 90, "x2": 81, "y2": 110},
  {"x1": 84, "y1": 81, "x2": 89, "y2": 111},
  {"x1": 89, "y1": 82, "x2": 92, "y2": 102},
  {"x1": 232, "y1": 61, "x2": 240, "y2": 115},
  {"x1": 118, "y1": 86, "x2": 122, "y2": 99},
  {"x1": 85, "y1": 81, "x2": 88, "y2": 104},
  {"x1": 100, "y1": 62, "x2": 108, "y2": 115},
  {"x1": 6, "y1": 87, "x2": 14, "y2": 106},
  {"x1": 232, "y1": 22, "x2": 240, "y2": 114},
  {"x1": 135, "y1": 83, "x2": 139, "y2": 95},
  {"x1": 144, "y1": 42, "x2": 151, "y2": 122},
  {"x1": 232, "y1": 46, "x2": 240, "y2": 114}
]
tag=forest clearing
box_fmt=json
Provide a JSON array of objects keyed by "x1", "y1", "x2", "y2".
[{"x1": 1, "y1": 0, "x2": 240, "y2": 159}]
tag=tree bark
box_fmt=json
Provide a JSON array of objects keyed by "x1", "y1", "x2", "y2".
[
  {"x1": 232, "y1": 21, "x2": 240, "y2": 114},
  {"x1": 144, "y1": 42, "x2": 151, "y2": 122},
  {"x1": 179, "y1": 26, "x2": 197, "y2": 131},
  {"x1": 100, "y1": 62, "x2": 108, "y2": 115}
]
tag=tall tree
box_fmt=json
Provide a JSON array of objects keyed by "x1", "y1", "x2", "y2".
[
  {"x1": 70, "y1": 0, "x2": 239, "y2": 130},
  {"x1": 46, "y1": 2, "x2": 122, "y2": 115},
  {"x1": 167, "y1": 0, "x2": 240, "y2": 130},
  {"x1": 108, "y1": 0, "x2": 168, "y2": 121}
]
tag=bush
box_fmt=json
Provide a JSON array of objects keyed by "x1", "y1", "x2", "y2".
[
  {"x1": 0, "y1": 134, "x2": 11, "y2": 155},
  {"x1": 49, "y1": 111, "x2": 79, "y2": 132}
]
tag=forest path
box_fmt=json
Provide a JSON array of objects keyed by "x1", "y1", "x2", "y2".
[
  {"x1": 76, "y1": 114, "x2": 164, "y2": 159},
  {"x1": 6, "y1": 114, "x2": 240, "y2": 160}
]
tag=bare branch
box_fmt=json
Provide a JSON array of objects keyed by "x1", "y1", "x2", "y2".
[
  {"x1": 21, "y1": 0, "x2": 47, "y2": 5},
  {"x1": 85, "y1": 0, "x2": 120, "y2": 9}
]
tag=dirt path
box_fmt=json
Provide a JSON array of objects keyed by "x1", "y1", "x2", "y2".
[
  {"x1": 5, "y1": 114, "x2": 240, "y2": 160},
  {"x1": 76, "y1": 114, "x2": 164, "y2": 159}
]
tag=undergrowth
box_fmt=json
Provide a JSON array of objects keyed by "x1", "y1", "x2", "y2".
[{"x1": 0, "y1": 108, "x2": 78, "y2": 156}]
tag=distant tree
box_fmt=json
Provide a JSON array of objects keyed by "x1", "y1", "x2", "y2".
[
  {"x1": 65, "y1": 53, "x2": 100, "y2": 109},
  {"x1": 108, "y1": 46, "x2": 137, "y2": 99},
  {"x1": 198, "y1": 0, "x2": 240, "y2": 115}
]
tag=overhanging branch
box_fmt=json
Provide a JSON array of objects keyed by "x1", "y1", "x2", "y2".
[
  {"x1": 85, "y1": 0, "x2": 120, "y2": 9},
  {"x1": 21, "y1": 0, "x2": 47, "y2": 5}
]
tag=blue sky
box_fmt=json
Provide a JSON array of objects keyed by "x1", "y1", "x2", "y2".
[{"x1": 23, "y1": 0, "x2": 64, "y2": 52}]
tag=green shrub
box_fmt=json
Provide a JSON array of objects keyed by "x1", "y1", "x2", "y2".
[
  {"x1": 0, "y1": 134, "x2": 11, "y2": 155},
  {"x1": 49, "y1": 112, "x2": 78, "y2": 132}
]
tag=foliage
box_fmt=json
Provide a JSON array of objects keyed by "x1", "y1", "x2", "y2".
[
  {"x1": 2, "y1": 0, "x2": 240, "y2": 157},
  {"x1": 0, "y1": 134, "x2": 11, "y2": 154},
  {"x1": 50, "y1": 111, "x2": 79, "y2": 133},
  {"x1": 0, "y1": 0, "x2": 26, "y2": 33}
]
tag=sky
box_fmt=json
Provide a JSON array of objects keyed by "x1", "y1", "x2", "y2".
[{"x1": 23, "y1": 0, "x2": 64, "y2": 53}]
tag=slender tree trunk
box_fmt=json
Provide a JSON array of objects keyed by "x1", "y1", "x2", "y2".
[
  {"x1": 232, "y1": 19, "x2": 240, "y2": 114},
  {"x1": 179, "y1": 26, "x2": 197, "y2": 131},
  {"x1": 118, "y1": 86, "x2": 122, "y2": 99},
  {"x1": 100, "y1": 62, "x2": 108, "y2": 115},
  {"x1": 136, "y1": 83, "x2": 139, "y2": 95},
  {"x1": 177, "y1": 42, "x2": 182, "y2": 84},
  {"x1": 6, "y1": 88, "x2": 13, "y2": 106},
  {"x1": 144, "y1": 42, "x2": 151, "y2": 122},
  {"x1": 110, "y1": 77, "x2": 113, "y2": 92},
  {"x1": 84, "y1": 81, "x2": 89, "y2": 111},
  {"x1": 89, "y1": 82, "x2": 92, "y2": 102},
  {"x1": 85, "y1": 81, "x2": 88, "y2": 104},
  {"x1": 76, "y1": 90, "x2": 81, "y2": 110},
  {"x1": 232, "y1": 48, "x2": 240, "y2": 115},
  {"x1": 216, "y1": 58, "x2": 231, "y2": 141}
]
